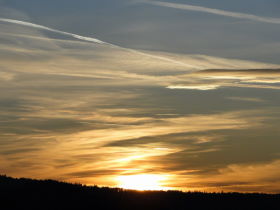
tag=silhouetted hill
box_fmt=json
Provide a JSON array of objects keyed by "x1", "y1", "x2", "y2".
[{"x1": 0, "y1": 175, "x2": 279, "y2": 210}]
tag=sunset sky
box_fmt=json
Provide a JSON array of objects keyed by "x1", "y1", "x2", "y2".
[{"x1": 1, "y1": 0, "x2": 280, "y2": 193}]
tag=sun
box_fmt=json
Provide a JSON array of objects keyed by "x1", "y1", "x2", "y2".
[{"x1": 116, "y1": 174, "x2": 169, "y2": 191}]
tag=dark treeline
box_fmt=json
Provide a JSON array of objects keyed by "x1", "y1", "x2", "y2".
[{"x1": 0, "y1": 175, "x2": 279, "y2": 210}]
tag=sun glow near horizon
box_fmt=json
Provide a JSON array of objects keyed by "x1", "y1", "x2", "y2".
[{"x1": 116, "y1": 174, "x2": 171, "y2": 191}]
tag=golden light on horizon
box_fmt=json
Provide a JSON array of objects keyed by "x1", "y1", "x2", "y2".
[{"x1": 116, "y1": 174, "x2": 170, "y2": 191}]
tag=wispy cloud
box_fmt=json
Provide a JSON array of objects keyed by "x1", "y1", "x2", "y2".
[
  {"x1": 166, "y1": 69, "x2": 280, "y2": 91},
  {"x1": 146, "y1": 1, "x2": 280, "y2": 24}
]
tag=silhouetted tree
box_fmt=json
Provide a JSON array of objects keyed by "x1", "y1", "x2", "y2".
[{"x1": 0, "y1": 175, "x2": 279, "y2": 210}]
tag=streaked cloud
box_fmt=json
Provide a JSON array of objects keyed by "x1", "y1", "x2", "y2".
[
  {"x1": 227, "y1": 97, "x2": 265, "y2": 103},
  {"x1": 145, "y1": 1, "x2": 280, "y2": 24},
  {"x1": 0, "y1": 71, "x2": 14, "y2": 81}
]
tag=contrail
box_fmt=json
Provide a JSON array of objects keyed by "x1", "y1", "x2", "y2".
[
  {"x1": 0, "y1": 18, "x2": 199, "y2": 69},
  {"x1": 0, "y1": 18, "x2": 107, "y2": 44},
  {"x1": 146, "y1": 1, "x2": 280, "y2": 24}
]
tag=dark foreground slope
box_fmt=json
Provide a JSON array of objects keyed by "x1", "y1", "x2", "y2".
[{"x1": 0, "y1": 175, "x2": 279, "y2": 210}]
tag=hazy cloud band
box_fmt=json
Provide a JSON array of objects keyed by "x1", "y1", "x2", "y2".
[
  {"x1": 1, "y1": 17, "x2": 278, "y2": 71},
  {"x1": 0, "y1": 18, "x2": 202, "y2": 69},
  {"x1": 146, "y1": 1, "x2": 280, "y2": 24}
]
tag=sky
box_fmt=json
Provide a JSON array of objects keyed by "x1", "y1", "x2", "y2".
[{"x1": 0, "y1": 0, "x2": 280, "y2": 193}]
